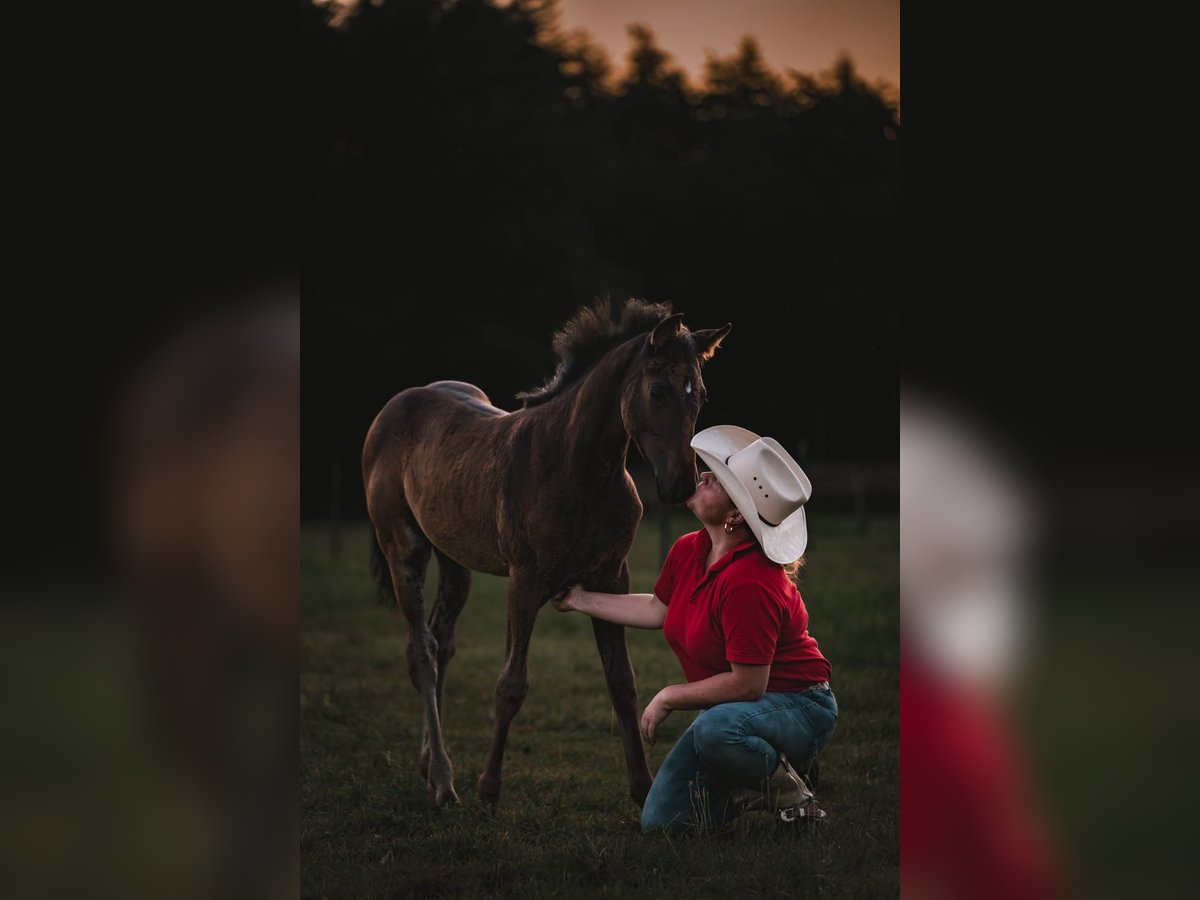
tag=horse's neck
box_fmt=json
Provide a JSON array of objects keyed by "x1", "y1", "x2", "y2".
[{"x1": 545, "y1": 337, "x2": 640, "y2": 478}]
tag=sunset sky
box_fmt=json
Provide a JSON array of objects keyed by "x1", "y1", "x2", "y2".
[
  {"x1": 554, "y1": 0, "x2": 899, "y2": 92},
  {"x1": 319, "y1": 0, "x2": 900, "y2": 93}
]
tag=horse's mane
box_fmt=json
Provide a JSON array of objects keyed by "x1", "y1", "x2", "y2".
[{"x1": 517, "y1": 298, "x2": 672, "y2": 407}]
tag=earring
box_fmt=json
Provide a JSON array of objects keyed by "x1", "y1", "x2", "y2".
[{"x1": 723, "y1": 521, "x2": 735, "y2": 535}]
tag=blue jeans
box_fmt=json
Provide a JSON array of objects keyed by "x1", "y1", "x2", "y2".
[{"x1": 641, "y1": 687, "x2": 838, "y2": 834}]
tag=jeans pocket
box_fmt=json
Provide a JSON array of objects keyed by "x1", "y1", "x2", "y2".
[{"x1": 802, "y1": 695, "x2": 838, "y2": 741}]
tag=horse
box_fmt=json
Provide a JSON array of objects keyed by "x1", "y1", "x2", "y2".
[{"x1": 363, "y1": 298, "x2": 731, "y2": 808}]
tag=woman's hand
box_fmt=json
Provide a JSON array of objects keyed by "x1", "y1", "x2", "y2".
[
  {"x1": 551, "y1": 583, "x2": 583, "y2": 613},
  {"x1": 640, "y1": 688, "x2": 675, "y2": 745},
  {"x1": 550, "y1": 587, "x2": 666, "y2": 630}
]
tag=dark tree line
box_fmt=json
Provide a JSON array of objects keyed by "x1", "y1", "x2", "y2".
[{"x1": 301, "y1": 0, "x2": 899, "y2": 519}]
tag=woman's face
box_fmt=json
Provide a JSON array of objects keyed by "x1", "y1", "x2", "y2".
[{"x1": 686, "y1": 470, "x2": 737, "y2": 524}]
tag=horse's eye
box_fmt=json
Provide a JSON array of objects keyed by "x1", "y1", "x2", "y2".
[{"x1": 649, "y1": 384, "x2": 667, "y2": 402}]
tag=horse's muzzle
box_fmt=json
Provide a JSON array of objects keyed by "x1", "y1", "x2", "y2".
[{"x1": 657, "y1": 473, "x2": 696, "y2": 504}]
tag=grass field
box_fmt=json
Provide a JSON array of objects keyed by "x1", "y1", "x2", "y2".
[{"x1": 301, "y1": 512, "x2": 898, "y2": 898}]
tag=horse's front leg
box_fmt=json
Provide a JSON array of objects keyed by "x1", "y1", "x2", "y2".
[
  {"x1": 477, "y1": 569, "x2": 541, "y2": 808},
  {"x1": 591, "y1": 562, "x2": 654, "y2": 807}
]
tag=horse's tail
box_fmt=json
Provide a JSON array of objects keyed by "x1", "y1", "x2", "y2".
[{"x1": 370, "y1": 530, "x2": 396, "y2": 607}]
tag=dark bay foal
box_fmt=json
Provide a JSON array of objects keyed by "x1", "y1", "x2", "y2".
[{"x1": 363, "y1": 299, "x2": 730, "y2": 808}]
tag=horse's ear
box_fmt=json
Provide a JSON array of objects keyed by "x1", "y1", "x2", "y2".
[
  {"x1": 692, "y1": 323, "x2": 732, "y2": 363},
  {"x1": 649, "y1": 313, "x2": 685, "y2": 350}
]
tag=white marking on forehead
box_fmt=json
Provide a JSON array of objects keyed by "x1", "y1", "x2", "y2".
[{"x1": 684, "y1": 378, "x2": 693, "y2": 395}]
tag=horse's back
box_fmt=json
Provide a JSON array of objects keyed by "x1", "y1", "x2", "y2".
[
  {"x1": 425, "y1": 380, "x2": 506, "y2": 413},
  {"x1": 364, "y1": 381, "x2": 507, "y2": 458}
]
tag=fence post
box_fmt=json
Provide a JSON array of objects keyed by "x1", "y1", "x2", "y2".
[
  {"x1": 852, "y1": 470, "x2": 866, "y2": 534},
  {"x1": 330, "y1": 459, "x2": 341, "y2": 560},
  {"x1": 659, "y1": 500, "x2": 671, "y2": 569}
]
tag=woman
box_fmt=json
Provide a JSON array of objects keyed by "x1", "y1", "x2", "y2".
[{"x1": 554, "y1": 425, "x2": 837, "y2": 834}]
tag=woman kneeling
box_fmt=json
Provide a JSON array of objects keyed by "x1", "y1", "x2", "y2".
[{"x1": 555, "y1": 425, "x2": 838, "y2": 834}]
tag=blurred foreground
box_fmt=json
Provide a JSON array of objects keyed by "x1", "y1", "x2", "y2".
[
  {"x1": 1, "y1": 301, "x2": 299, "y2": 899},
  {"x1": 901, "y1": 393, "x2": 1063, "y2": 899},
  {"x1": 901, "y1": 389, "x2": 1200, "y2": 900}
]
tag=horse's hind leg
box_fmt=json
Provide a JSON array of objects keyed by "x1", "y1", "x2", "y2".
[
  {"x1": 379, "y1": 521, "x2": 461, "y2": 807},
  {"x1": 420, "y1": 550, "x2": 470, "y2": 779}
]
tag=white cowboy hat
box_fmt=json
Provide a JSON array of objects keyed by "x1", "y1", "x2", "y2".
[{"x1": 691, "y1": 425, "x2": 812, "y2": 564}]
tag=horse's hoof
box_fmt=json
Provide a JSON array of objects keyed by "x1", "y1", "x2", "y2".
[
  {"x1": 477, "y1": 776, "x2": 501, "y2": 808},
  {"x1": 434, "y1": 785, "x2": 462, "y2": 808}
]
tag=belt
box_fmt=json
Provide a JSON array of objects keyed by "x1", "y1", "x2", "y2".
[{"x1": 802, "y1": 680, "x2": 831, "y2": 692}]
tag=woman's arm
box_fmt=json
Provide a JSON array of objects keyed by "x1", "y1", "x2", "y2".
[
  {"x1": 552, "y1": 584, "x2": 667, "y2": 630},
  {"x1": 640, "y1": 663, "x2": 771, "y2": 744}
]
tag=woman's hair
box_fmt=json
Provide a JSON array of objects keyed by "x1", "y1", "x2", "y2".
[
  {"x1": 783, "y1": 555, "x2": 807, "y2": 585},
  {"x1": 742, "y1": 522, "x2": 806, "y2": 584}
]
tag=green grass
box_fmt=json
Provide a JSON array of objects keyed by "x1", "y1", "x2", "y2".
[{"x1": 301, "y1": 513, "x2": 898, "y2": 898}]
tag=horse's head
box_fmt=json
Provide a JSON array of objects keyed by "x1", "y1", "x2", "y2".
[{"x1": 622, "y1": 313, "x2": 732, "y2": 504}]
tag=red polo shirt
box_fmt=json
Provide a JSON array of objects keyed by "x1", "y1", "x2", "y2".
[{"x1": 654, "y1": 530, "x2": 832, "y2": 692}]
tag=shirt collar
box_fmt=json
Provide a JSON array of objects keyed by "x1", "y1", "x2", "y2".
[{"x1": 696, "y1": 529, "x2": 757, "y2": 575}]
